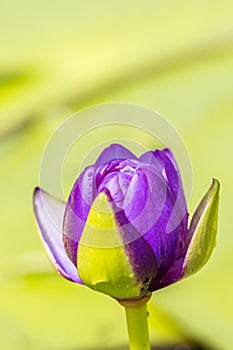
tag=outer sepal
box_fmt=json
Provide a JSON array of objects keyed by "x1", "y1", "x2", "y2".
[
  {"x1": 33, "y1": 187, "x2": 82, "y2": 283},
  {"x1": 182, "y1": 179, "x2": 220, "y2": 278},
  {"x1": 77, "y1": 193, "x2": 148, "y2": 300}
]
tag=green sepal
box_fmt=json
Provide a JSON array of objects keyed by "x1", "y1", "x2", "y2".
[
  {"x1": 77, "y1": 193, "x2": 142, "y2": 300},
  {"x1": 182, "y1": 179, "x2": 220, "y2": 278}
]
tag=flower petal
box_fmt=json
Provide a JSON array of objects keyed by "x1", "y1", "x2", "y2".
[
  {"x1": 139, "y1": 150, "x2": 163, "y2": 170},
  {"x1": 181, "y1": 179, "x2": 220, "y2": 278},
  {"x1": 143, "y1": 149, "x2": 188, "y2": 243},
  {"x1": 95, "y1": 144, "x2": 136, "y2": 167},
  {"x1": 119, "y1": 165, "x2": 181, "y2": 278},
  {"x1": 33, "y1": 187, "x2": 82, "y2": 283},
  {"x1": 63, "y1": 165, "x2": 96, "y2": 265}
]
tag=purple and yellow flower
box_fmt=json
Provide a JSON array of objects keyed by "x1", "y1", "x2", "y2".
[{"x1": 33, "y1": 144, "x2": 219, "y2": 301}]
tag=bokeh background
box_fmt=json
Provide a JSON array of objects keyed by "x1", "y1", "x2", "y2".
[{"x1": 1, "y1": 1, "x2": 233, "y2": 349}]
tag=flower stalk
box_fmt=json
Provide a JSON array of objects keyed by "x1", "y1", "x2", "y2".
[
  {"x1": 120, "y1": 295, "x2": 151, "y2": 350},
  {"x1": 125, "y1": 303, "x2": 150, "y2": 350}
]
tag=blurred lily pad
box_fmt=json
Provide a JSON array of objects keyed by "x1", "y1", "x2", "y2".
[
  {"x1": 0, "y1": 1, "x2": 232, "y2": 137},
  {"x1": 0, "y1": 273, "x2": 187, "y2": 349}
]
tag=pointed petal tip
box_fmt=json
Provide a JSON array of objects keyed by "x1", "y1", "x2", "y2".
[
  {"x1": 33, "y1": 187, "x2": 48, "y2": 207},
  {"x1": 33, "y1": 186, "x2": 40, "y2": 199},
  {"x1": 33, "y1": 186, "x2": 44, "y2": 211},
  {"x1": 34, "y1": 186, "x2": 43, "y2": 194},
  {"x1": 211, "y1": 178, "x2": 220, "y2": 192},
  {"x1": 162, "y1": 147, "x2": 172, "y2": 153}
]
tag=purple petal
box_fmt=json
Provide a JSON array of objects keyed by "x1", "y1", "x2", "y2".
[
  {"x1": 98, "y1": 171, "x2": 129, "y2": 208},
  {"x1": 139, "y1": 150, "x2": 163, "y2": 171},
  {"x1": 151, "y1": 149, "x2": 188, "y2": 244},
  {"x1": 33, "y1": 187, "x2": 82, "y2": 283},
  {"x1": 121, "y1": 166, "x2": 172, "y2": 232},
  {"x1": 96, "y1": 159, "x2": 140, "y2": 208},
  {"x1": 140, "y1": 166, "x2": 182, "y2": 278},
  {"x1": 63, "y1": 165, "x2": 96, "y2": 265},
  {"x1": 150, "y1": 257, "x2": 184, "y2": 290},
  {"x1": 95, "y1": 144, "x2": 136, "y2": 167},
  {"x1": 122, "y1": 229, "x2": 158, "y2": 291}
]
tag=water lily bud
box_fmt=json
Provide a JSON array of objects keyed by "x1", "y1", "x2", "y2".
[{"x1": 33, "y1": 144, "x2": 220, "y2": 301}]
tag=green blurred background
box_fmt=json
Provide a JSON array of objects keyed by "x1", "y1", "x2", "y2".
[{"x1": 0, "y1": 1, "x2": 233, "y2": 349}]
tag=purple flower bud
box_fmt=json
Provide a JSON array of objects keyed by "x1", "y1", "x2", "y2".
[{"x1": 33, "y1": 144, "x2": 219, "y2": 301}]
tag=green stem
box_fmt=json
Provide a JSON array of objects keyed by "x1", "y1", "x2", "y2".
[{"x1": 125, "y1": 303, "x2": 151, "y2": 350}]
